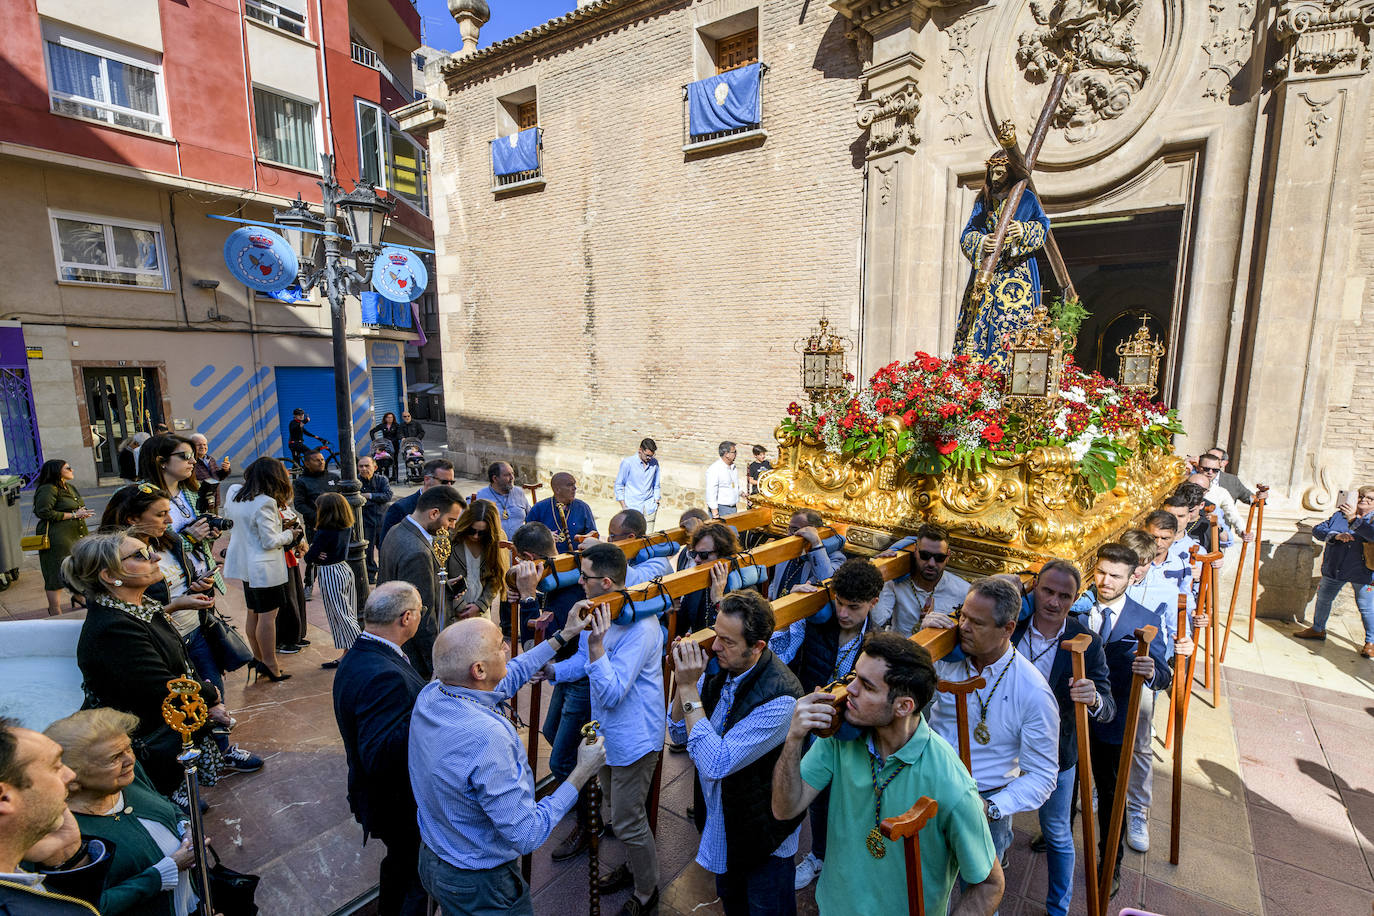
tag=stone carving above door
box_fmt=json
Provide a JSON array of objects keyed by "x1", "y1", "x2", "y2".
[{"x1": 984, "y1": 0, "x2": 1183, "y2": 165}]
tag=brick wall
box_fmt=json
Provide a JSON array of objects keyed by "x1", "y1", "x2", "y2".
[{"x1": 433, "y1": 0, "x2": 865, "y2": 510}]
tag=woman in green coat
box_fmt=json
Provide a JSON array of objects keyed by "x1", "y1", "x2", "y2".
[{"x1": 33, "y1": 458, "x2": 95, "y2": 615}]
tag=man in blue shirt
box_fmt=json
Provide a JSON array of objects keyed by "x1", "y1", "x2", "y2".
[
  {"x1": 474, "y1": 461, "x2": 529, "y2": 534},
  {"x1": 615, "y1": 438, "x2": 661, "y2": 529},
  {"x1": 544, "y1": 544, "x2": 664, "y2": 916},
  {"x1": 409, "y1": 601, "x2": 605, "y2": 916},
  {"x1": 1295, "y1": 485, "x2": 1374, "y2": 656},
  {"x1": 527, "y1": 473, "x2": 598, "y2": 554}
]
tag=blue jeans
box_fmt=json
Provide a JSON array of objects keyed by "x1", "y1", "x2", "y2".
[
  {"x1": 184, "y1": 628, "x2": 225, "y2": 695},
  {"x1": 716, "y1": 854, "x2": 796, "y2": 916},
  {"x1": 1038, "y1": 767, "x2": 1077, "y2": 916},
  {"x1": 541, "y1": 678, "x2": 590, "y2": 780},
  {"x1": 418, "y1": 844, "x2": 531, "y2": 916},
  {"x1": 1312, "y1": 575, "x2": 1374, "y2": 640}
]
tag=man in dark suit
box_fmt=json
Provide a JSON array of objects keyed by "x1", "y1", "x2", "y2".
[
  {"x1": 333, "y1": 582, "x2": 428, "y2": 916},
  {"x1": 1014, "y1": 560, "x2": 1114, "y2": 916},
  {"x1": 378, "y1": 485, "x2": 464, "y2": 678},
  {"x1": 1077, "y1": 543, "x2": 1189, "y2": 898},
  {"x1": 379, "y1": 458, "x2": 455, "y2": 546}
]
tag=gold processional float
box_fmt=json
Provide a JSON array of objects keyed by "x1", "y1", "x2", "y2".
[{"x1": 753, "y1": 310, "x2": 1186, "y2": 579}]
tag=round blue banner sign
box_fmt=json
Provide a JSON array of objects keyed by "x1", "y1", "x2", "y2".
[
  {"x1": 223, "y1": 226, "x2": 298, "y2": 292},
  {"x1": 371, "y1": 247, "x2": 428, "y2": 302}
]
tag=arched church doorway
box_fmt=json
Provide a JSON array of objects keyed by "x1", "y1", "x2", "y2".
[{"x1": 1034, "y1": 208, "x2": 1184, "y2": 398}]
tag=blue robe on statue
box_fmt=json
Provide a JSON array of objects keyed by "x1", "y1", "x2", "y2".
[{"x1": 955, "y1": 189, "x2": 1051, "y2": 372}]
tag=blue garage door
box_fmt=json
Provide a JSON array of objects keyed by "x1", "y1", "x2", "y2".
[
  {"x1": 274, "y1": 367, "x2": 339, "y2": 454},
  {"x1": 371, "y1": 367, "x2": 402, "y2": 427}
]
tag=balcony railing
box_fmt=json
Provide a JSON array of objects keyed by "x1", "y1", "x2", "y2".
[
  {"x1": 681, "y1": 62, "x2": 768, "y2": 151},
  {"x1": 351, "y1": 41, "x2": 379, "y2": 68},
  {"x1": 491, "y1": 129, "x2": 544, "y2": 192},
  {"x1": 351, "y1": 41, "x2": 413, "y2": 100}
]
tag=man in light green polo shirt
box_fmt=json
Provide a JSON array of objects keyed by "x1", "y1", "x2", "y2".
[{"x1": 772, "y1": 632, "x2": 1003, "y2": 916}]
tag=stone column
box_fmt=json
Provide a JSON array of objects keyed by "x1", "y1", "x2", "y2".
[{"x1": 1236, "y1": 1, "x2": 1374, "y2": 616}]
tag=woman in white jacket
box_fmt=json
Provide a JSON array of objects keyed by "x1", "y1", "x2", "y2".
[{"x1": 222, "y1": 457, "x2": 302, "y2": 682}]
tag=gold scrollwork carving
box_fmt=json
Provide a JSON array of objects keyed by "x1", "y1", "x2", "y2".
[{"x1": 940, "y1": 471, "x2": 999, "y2": 515}]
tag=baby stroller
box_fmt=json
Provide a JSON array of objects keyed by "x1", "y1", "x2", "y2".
[
  {"x1": 401, "y1": 437, "x2": 425, "y2": 484},
  {"x1": 367, "y1": 433, "x2": 396, "y2": 481}
]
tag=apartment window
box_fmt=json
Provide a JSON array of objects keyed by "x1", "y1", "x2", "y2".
[
  {"x1": 358, "y1": 101, "x2": 429, "y2": 211},
  {"x1": 49, "y1": 211, "x2": 167, "y2": 288},
  {"x1": 254, "y1": 88, "x2": 319, "y2": 171},
  {"x1": 43, "y1": 26, "x2": 167, "y2": 136},
  {"x1": 245, "y1": 0, "x2": 308, "y2": 38},
  {"x1": 715, "y1": 28, "x2": 758, "y2": 73},
  {"x1": 517, "y1": 100, "x2": 538, "y2": 130}
]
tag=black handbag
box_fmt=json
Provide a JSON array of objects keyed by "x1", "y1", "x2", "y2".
[
  {"x1": 203, "y1": 611, "x2": 254, "y2": 672},
  {"x1": 206, "y1": 844, "x2": 259, "y2": 916}
]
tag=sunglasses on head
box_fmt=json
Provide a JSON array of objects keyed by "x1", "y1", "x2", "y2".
[{"x1": 918, "y1": 550, "x2": 949, "y2": 563}]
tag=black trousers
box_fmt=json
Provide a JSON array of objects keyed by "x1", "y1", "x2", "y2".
[
  {"x1": 1089, "y1": 733, "x2": 1127, "y2": 873},
  {"x1": 372, "y1": 820, "x2": 427, "y2": 916}
]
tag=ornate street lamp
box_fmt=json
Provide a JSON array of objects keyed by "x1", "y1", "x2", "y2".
[
  {"x1": 272, "y1": 195, "x2": 324, "y2": 287},
  {"x1": 796, "y1": 317, "x2": 851, "y2": 403},
  {"x1": 337, "y1": 180, "x2": 395, "y2": 265},
  {"x1": 1115, "y1": 315, "x2": 1167, "y2": 397}
]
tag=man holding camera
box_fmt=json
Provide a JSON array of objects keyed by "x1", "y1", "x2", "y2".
[{"x1": 293, "y1": 449, "x2": 339, "y2": 600}]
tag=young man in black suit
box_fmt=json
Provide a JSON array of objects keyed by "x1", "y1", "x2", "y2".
[
  {"x1": 1015, "y1": 560, "x2": 1114, "y2": 916},
  {"x1": 332, "y1": 582, "x2": 428, "y2": 916}
]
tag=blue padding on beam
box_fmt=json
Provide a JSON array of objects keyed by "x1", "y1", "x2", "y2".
[
  {"x1": 726, "y1": 564, "x2": 767, "y2": 591},
  {"x1": 538, "y1": 568, "x2": 581, "y2": 593},
  {"x1": 821, "y1": 534, "x2": 847, "y2": 554},
  {"x1": 811, "y1": 602, "x2": 834, "y2": 625},
  {"x1": 633, "y1": 541, "x2": 677, "y2": 563},
  {"x1": 616, "y1": 591, "x2": 672, "y2": 623}
]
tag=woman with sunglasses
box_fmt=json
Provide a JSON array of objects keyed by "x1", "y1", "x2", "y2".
[
  {"x1": 449, "y1": 499, "x2": 508, "y2": 622},
  {"x1": 138, "y1": 436, "x2": 213, "y2": 545},
  {"x1": 33, "y1": 458, "x2": 96, "y2": 616},
  {"x1": 65, "y1": 531, "x2": 231, "y2": 800}
]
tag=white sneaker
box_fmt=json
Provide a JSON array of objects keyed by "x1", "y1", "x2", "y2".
[
  {"x1": 794, "y1": 852, "x2": 823, "y2": 890},
  {"x1": 1126, "y1": 811, "x2": 1150, "y2": 852}
]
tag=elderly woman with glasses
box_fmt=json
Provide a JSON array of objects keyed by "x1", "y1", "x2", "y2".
[
  {"x1": 44, "y1": 708, "x2": 202, "y2": 916},
  {"x1": 448, "y1": 499, "x2": 508, "y2": 624},
  {"x1": 64, "y1": 531, "x2": 229, "y2": 800}
]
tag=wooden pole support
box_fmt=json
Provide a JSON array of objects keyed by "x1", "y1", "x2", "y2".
[
  {"x1": 881, "y1": 796, "x2": 939, "y2": 916},
  {"x1": 1170, "y1": 600, "x2": 1187, "y2": 866},
  {"x1": 936, "y1": 675, "x2": 987, "y2": 776},
  {"x1": 1246, "y1": 486, "x2": 1269, "y2": 643},
  {"x1": 1208, "y1": 518, "x2": 1221, "y2": 707},
  {"x1": 1099, "y1": 625, "x2": 1157, "y2": 907},
  {"x1": 1060, "y1": 632, "x2": 1099, "y2": 916},
  {"x1": 1220, "y1": 495, "x2": 1259, "y2": 664}
]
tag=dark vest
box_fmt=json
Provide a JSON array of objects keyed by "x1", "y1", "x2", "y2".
[
  {"x1": 796, "y1": 613, "x2": 869, "y2": 693},
  {"x1": 693, "y1": 649, "x2": 805, "y2": 874}
]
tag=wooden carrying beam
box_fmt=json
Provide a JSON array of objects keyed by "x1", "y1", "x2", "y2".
[{"x1": 545, "y1": 507, "x2": 775, "y2": 573}]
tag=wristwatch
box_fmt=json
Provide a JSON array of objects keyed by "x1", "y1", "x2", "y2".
[
  {"x1": 682, "y1": 701, "x2": 702, "y2": 715},
  {"x1": 986, "y1": 800, "x2": 1003, "y2": 821}
]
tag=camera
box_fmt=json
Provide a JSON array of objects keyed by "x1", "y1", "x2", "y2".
[{"x1": 194, "y1": 514, "x2": 234, "y2": 533}]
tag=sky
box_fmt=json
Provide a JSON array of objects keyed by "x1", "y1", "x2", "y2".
[{"x1": 415, "y1": 0, "x2": 578, "y2": 53}]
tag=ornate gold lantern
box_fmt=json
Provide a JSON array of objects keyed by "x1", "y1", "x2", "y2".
[
  {"x1": 796, "y1": 317, "x2": 851, "y2": 403},
  {"x1": 1004, "y1": 305, "x2": 1065, "y2": 399},
  {"x1": 1115, "y1": 316, "x2": 1166, "y2": 397}
]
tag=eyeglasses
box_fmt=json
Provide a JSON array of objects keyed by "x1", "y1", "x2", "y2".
[
  {"x1": 1199, "y1": 466, "x2": 1221, "y2": 475},
  {"x1": 120, "y1": 546, "x2": 157, "y2": 564},
  {"x1": 428, "y1": 475, "x2": 455, "y2": 485},
  {"x1": 918, "y1": 550, "x2": 949, "y2": 563},
  {"x1": 689, "y1": 549, "x2": 718, "y2": 562},
  {"x1": 169, "y1": 452, "x2": 194, "y2": 462}
]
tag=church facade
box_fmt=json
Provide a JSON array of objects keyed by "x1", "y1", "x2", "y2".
[{"x1": 425, "y1": 0, "x2": 1374, "y2": 614}]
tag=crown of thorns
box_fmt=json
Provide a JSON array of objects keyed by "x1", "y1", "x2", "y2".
[{"x1": 985, "y1": 149, "x2": 1012, "y2": 167}]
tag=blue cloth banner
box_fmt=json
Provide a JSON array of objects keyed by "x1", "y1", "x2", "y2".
[
  {"x1": 490, "y1": 128, "x2": 540, "y2": 176},
  {"x1": 386, "y1": 297, "x2": 412, "y2": 328},
  {"x1": 361, "y1": 291, "x2": 380, "y2": 325},
  {"x1": 687, "y1": 62, "x2": 761, "y2": 137},
  {"x1": 268, "y1": 285, "x2": 307, "y2": 303}
]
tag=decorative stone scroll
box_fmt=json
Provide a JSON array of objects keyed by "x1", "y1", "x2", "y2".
[
  {"x1": 1015, "y1": 0, "x2": 1153, "y2": 141},
  {"x1": 857, "y1": 82, "x2": 922, "y2": 155},
  {"x1": 1270, "y1": 0, "x2": 1374, "y2": 81},
  {"x1": 1200, "y1": 0, "x2": 1257, "y2": 101}
]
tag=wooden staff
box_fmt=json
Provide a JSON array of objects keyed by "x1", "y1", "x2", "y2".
[
  {"x1": 1060, "y1": 633, "x2": 1099, "y2": 916},
  {"x1": 1099, "y1": 625, "x2": 1157, "y2": 907},
  {"x1": 1170, "y1": 597, "x2": 1187, "y2": 865},
  {"x1": 1207, "y1": 516, "x2": 1221, "y2": 706},
  {"x1": 1246, "y1": 485, "x2": 1269, "y2": 644},
  {"x1": 582, "y1": 720, "x2": 603, "y2": 916},
  {"x1": 1225, "y1": 486, "x2": 1264, "y2": 659},
  {"x1": 935, "y1": 675, "x2": 986, "y2": 775},
  {"x1": 880, "y1": 796, "x2": 939, "y2": 916}
]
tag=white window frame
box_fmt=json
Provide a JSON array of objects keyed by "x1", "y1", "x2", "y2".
[
  {"x1": 41, "y1": 23, "x2": 170, "y2": 137},
  {"x1": 48, "y1": 209, "x2": 169, "y2": 290},
  {"x1": 253, "y1": 85, "x2": 323, "y2": 173},
  {"x1": 244, "y1": 0, "x2": 308, "y2": 39},
  {"x1": 356, "y1": 99, "x2": 429, "y2": 214}
]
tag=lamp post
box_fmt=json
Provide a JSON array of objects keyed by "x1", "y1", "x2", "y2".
[{"x1": 274, "y1": 154, "x2": 396, "y2": 601}]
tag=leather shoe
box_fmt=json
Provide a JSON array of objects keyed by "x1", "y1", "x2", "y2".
[
  {"x1": 551, "y1": 825, "x2": 589, "y2": 861},
  {"x1": 1110, "y1": 870, "x2": 1120, "y2": 898},
  {"x1": 1361, "y1": 643, "x2": 1374, "y2": 659},
  {"x1": 1029, "y1": 832, "x2": 1046, "y2": 853},
  {"x1": 616, "y1": 887, "x2": 658, "y2": 916},
  {"x1": 597, "y1": 863, "x2": 633, "y2": 893},
  {"x1": 1293, "y1": 626, "x2": 1326, "y2": 641}
]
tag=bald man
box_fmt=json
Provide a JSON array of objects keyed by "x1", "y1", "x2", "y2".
[
  {"x1": 526, "y1": 473, "x2": 598, "y2": 554},
  {"x1": 409, "y1": 602, "x2": 605, "y2": 915},
  {"x1": 190, "y1": 433, "x2": 230, "y2": 514}
]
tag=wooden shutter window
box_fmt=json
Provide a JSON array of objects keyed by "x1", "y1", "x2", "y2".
[
  {"x1": 517, "y1": 100, "x2": 538, "y2": 130},
  {"x1": 715, "y1": 28, "x2": 758, "y2": 73}
]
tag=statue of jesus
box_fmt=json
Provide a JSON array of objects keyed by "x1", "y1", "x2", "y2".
[{"x1": 954, "y1": 146, "x2": 1051, "y2": 371}]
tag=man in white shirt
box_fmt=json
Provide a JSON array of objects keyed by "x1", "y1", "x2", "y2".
[
  {"x1": 927, "y1": 576, "x2": 1059, "y2": 871},
  {"x1": 706, "y1": 441, "x2": 742, "y2": 518},
  {"x1": 875, "y1": 524, "x2": 971, "y2": 634}
]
